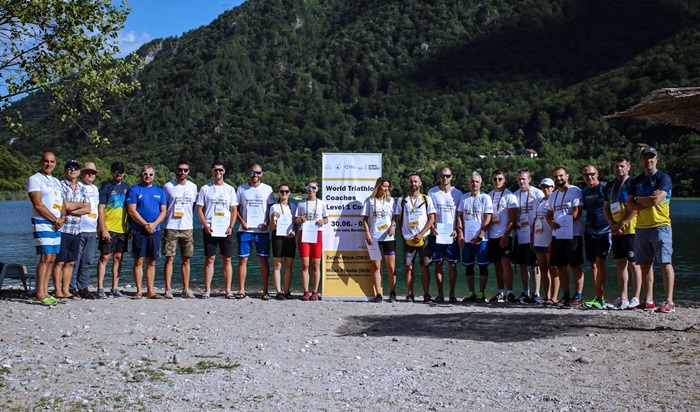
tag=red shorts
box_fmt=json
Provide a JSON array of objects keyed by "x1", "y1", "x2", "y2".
[{"x1": 298, "y1": 230, "x2": 323, "y2": 259}]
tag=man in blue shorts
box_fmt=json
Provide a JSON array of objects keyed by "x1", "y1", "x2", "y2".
[
  {"x1": 236, "y1": 163, "x2": 275, "y2": 299},
  {"x1": 126, "y1": 165, "x2": 166, "y2": 299}
]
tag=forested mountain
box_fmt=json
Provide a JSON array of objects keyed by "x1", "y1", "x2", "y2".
[{"x1": 3, "y1": 0, "x2": 700, "y2": 195}]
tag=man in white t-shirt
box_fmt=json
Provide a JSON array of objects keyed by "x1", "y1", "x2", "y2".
[
  {"x1": 70, "y1": 162, "x2": 101, "y2": 299},
  {"x1": 162, "y1": 160, "x2": 199, "y2": 299},
  {"x1": 512, "y1": 168, "x2": 544, "y2": 303},
  {"x1": 487, "y1": 170, "x2": 518, "y2": 303},
  {"x1": 427, "y1": 167, "x2": 462, "y2": 302},
  {"x1": 236, "y1": 163, "x2": 275, "y2": 300},
  {"x1": 395, "y1": 174, "x2": 436, "y2": 302}
]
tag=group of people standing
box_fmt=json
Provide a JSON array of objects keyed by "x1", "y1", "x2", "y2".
[
  {"x1": 27, "y1": 148, "x2": 676, "y2": 313},
  {"x1": 28, "y1": 153, "x2": 329, "y2": 305},
  {"x1": 362, "y1": 147, "x2": 676, "y2": 313}
]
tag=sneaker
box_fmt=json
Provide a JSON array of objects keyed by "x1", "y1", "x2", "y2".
[
  {"x1": 37, "y1": 296, "x2": 58, "y2": 306},
  {"x1": 561, "y1": 297, "x2": 572, "y2": 308},
  {"x1": 584, "y1": 297, "x2": 605, "y2": 309},
  {"x1": 531, "y1": 294, "x2": 543, "y2": 304},
  {"x1": 423, "y1": 294, "x2": 432, "y2": 303},
  {"x1": 164, "y1": 289, "x2": 173, "y2": 299},
  {"x1": 97, "y1": 289, "x2": 107, "y2": 299},
  {"x1": 476, "y1": 292, "x2": 486, "y2": 302},
  {"x1": 302, "y1": 291, "x2": 310, "y2": 301},
  {"x1": 310, "y1": 290, "x2": 319, "y2": 301},
  {"x1": 434, "y1": 296, "x2": 445, "y2": 303},
  {"x1": 405, "y1": 294, "x2": 415, "y2": 303},
  {"x1": 181, "y1": 289, "x2": 196, "y2": 299},
  {"x1": 284, "y1": 292, "x2": 293, "y2": 300},
  {"x1": 276, "y1": 292, "x2": 286, "y2": 301},
  {"x1": 506, "y1": 292, "x2": 516, "y2": 303},
  {"x1": 619, "y1": 299, "x2": 630, "y2": 310},
  {"x1": 516, "y1": 293, "x2": 530, "y2": 304},
  {"x1": 78, "y1": 289, "x2": 91, "y2": 299},
  {"x1": 570, "y1": 297, "x2": 582, "y2": 306},
  {"x1": 463, "y1": 292, "x2": 477, "y2": 303},
  {"x1": 388, "y1": 291, "x2": 397, "y2": 302},
  {"x1": 612, "y1": 297, "x2": 623, "y2": 308},
  {"x1": 111, "y1": 288, "x2": 125, "y2": 298},
  {"x1": 628, "y1": 297, "x2": 640, "y2": 309},
  {"x1": 638, "y1": 301, "x2": 656, "y2": 311},
  {"x1": 489, "y1": 292, "x2": 505, "y2": 303},
  {"x1": 657, "y1": 300, "x2": 675, "y2": 313},
  {"x1": 372, "y1": 294, "x2": 383, "y2": 303}
]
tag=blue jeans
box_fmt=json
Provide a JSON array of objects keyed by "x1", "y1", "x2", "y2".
[{"x1": 71, "y1": 232, "x2": 97, "y2": 290}]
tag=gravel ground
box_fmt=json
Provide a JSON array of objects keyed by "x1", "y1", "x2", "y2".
[{"x1": 1, "y1": 289, "x2": 699, "y2": 411}]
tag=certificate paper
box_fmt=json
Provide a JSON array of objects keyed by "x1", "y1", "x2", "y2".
[
  {"x1": 247, "y1": 205, "x2": 265, "y2": 229},
  {"x1": 554, "y1": 213, "x2": 573, "y2": 239},
  {"x1": 301, "y1": 221, "x2": 319, "y2": 243},
  {"x1": 276, "y1": 214, "x2": 293, "y2": 236},
  {"x1": 366, "y1": 239, "x2": 382, "y2": 260},
  {"x1": 436, "y1": 222, "x2": 454, "y2": 245},
  {"x1": 464, "y1": 220, "x2": 481, "y2": 241},
  {"x1": 211, "y1": 215, "x2": 229, "y2": 238}
]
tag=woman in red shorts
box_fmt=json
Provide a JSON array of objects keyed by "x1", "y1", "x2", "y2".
[{"x1": 294, "y1": 180, "x2": 328, "y2": 301}]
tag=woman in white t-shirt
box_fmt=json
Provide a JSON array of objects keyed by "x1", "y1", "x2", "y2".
[
  {"x1": 532, "y1": 178, "x2": 557, "y2": 305},
  {"x1": 269, "y1": 184, "x2": 297, "y2": 300},
  {"x1": 294, "y1": 180, "x2": 328, "y2": 301},
  {"x1": 361, "y1": 177, "x2": 397, "y2": 302}
]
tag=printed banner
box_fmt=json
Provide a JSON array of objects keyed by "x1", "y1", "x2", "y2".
[{"x1": 322, "y1": 153, "x2": 382, "y2": 300}]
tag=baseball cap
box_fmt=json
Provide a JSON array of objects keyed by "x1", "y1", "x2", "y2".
[
  {"x1": 111, "y1": 161, "x2": 125, "y2": 172},
  {"x1": 640, "y1": 146, "x2": 658, "y2": 157},
  {"x1": 65, "y1": 160, "x2": 80, "y2": 169},
  {"x1": 539, "y1": 178, "x2": 555, "y2": 187}
]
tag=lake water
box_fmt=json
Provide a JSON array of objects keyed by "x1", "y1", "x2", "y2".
[{"x1": 2, "y1": 200, "x2": 698, "y2": 303}]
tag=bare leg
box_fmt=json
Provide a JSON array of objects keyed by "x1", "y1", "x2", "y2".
[
  {"x1": 371, "y1": 259, "x2": 382, "y2": 296},
  {"x1": 435, "y1": 261, "x2": 445, "y2": 298},
  {"x1": 448, "y1": 261, "x2": 457, "y2": 299},
  {"x1": 181, "y1": 256, "x2": 191, "y2": 291},
  {"x1": 36, "y1": 254, "x2": 56, "y2": 299},
  {"x1": 145, "y1": 257, "x2": 157, "y2": 297},
  {"x1": 502, "y1": 257, "x2": 514, "y2": 291},
  {"x1": 97, "y1": 253, "x2": 110, "y2": 290},
  {"x1": 61, "y1": 262, "x2": 75, "y2": 297},
  {"x1": 237, "y1": 257, "x2": 248, "y2": 295},
  {"x1": 273, "y1": 257, "x2": 283, "y2": 294},
  {"x1": 112, "y1": 252, "x2": 123, "y2": 290},
  {"x1": 421, "y1": 265, "x2": 430, "y2": 297},
  {"x1": 52, "y1": 261, "x2": 65, "y2": 296},
  {"x1": 573, "y1": 265, "x2": 584, "y2": 295},
  {"x1": 164, "y1": 256, "x2": 175, "y2": 291},
  {"x1": 384, "y1": 254, "x2": 396, "y2": 293},
  {"x1": 222, "y1": 256, "x2": 233, "y2": 295},
  {"x1": 615, "y1": 258, "x2": 629, "y2": 301},
  {"x1": 406, "y1": 264, "x2": 414, "y2": 297},
  {"x1": 259, "y1": 255, "x2": 270, "y2": 295},
  {"x1": 640, "y1": 264, "x2": 654, "y2": 303},
  {"x1": 301, "y1": 257, "x2": 310, "y2": 292},
  {"x1": 283, "y1": 257, "x2": 294, "y2": 294},
  {"x1": 133, "y1": 257, "x2": 144, "y2": 296},
  {"x1": 203, "y1": 255, "x2": 215, "y2": 294},
  {"x1": 661, "y1": 262, "x2": 675, "y2": 302},
  {"x1": 311, "y1": 258, "x2": 321, "y2": 291}
]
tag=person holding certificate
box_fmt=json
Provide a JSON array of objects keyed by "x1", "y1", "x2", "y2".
[
  {"x1": 361, "y1": 177, "x2": 397, "y2": 303},
  {"x1": 427, "y1": 167, "x2": 463, "y2": 303},
  {"x1": 456, "y1": 172, "x2": 493, "y2": 303},
  {"x1": 269, "y1": 184, "x2": 297, "y2": 300},
  {"x1": 236, "y1": 164, "x2": 275, "y2": 300},
  {"x1": 294, "y1": 180, "x2": 329, "y2": 301},
  {"x1": 512, "y1": 168, "x2": 544, "y2": 304},
  {"x1": 196, "y1": 162, "x2": 239, "y2": 299},
  {"x1": 487, "y1": 170, "x2": 519, "y2": 303},
  {"x1": 546, "y1": 167, "x2": 584, "y2": 307},
  {"x1": 532, "y1": 178, "x2": 557, "y2": 305}
]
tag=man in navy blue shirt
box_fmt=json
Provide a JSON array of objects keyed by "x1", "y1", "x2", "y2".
[
  {"x1": 581, "y1": 164, "x2": 611, "y2": 309},
  {"x1": 126, "y1": 165, "x2": 167, "y2": 299}
]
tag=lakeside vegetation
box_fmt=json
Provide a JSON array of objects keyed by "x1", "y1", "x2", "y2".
[{"x1": 2, "y1": 0, "x2": 700, "y2": 196}]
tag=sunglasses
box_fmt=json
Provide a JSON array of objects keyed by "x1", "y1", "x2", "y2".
[
  {"x1": 441, "y1": 174, "x2": 452, "y2": 178},
  {"x1": 212, "y1": 168, "x2": 225, "y2": 173},
  {"x1": 250, "y1": 170, "x2": 262, "y2": 176},
  {"x1": 142, "y1": 172, "x2": 154, "y2": 177},
  {"x1": 66, "y1": 166, "x2": 80, "y2": 171},
  {"x1": 177, "y1": 168, "x2": 189, "y2": 172},
  {"x1": 112, "y1": 170, "x2": 124, "y2": 175},
  {"x1": 279, "y1": 190, "x2": 290, "y2": 194},
  {"x1": 583, "y1": 173, "x2": 597, "y2": 178},
  {"x1": 306, "y1": 186, "x2": 317, "y2": 191},
  {"x1": 492, "y1": 177, "x2": 504, "y2": 182}
]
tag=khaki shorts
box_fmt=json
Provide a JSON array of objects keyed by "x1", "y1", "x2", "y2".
[{"x1": 162, "y1": 229, "x2": 194, "y2": 257}]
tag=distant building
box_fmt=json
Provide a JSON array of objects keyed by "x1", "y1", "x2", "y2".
[
  {"x1": 496, "y1": 150, "x2": 515, "y2": 157},
  {"x1": 523, "y1": 148, "x2": 538, "y2": 158}
]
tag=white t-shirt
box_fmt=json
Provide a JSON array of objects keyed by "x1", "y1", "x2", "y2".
[
  {"x1": 428, "y1": 186, "x2": 463, "y2": 225},
  {"x1": 294, "y1": 199, "x2": 329, "y2": 222},
  {"x1": 533, "y1": 197, "x2": 553, "y2": 247},
  {"x1": 27, "y1": 172, "x2": 62, "y2": 220},
  {"x1": 547, "y1": 186, "x2": 584, "y2": 237},
  {"x1": 79, "y1": 182, "x2": 100, "y2": 233},
  {"x1": 513, "y1": 187, "x2": 544, "y2": 244},
  {"x1": 237, "y1": 182, "x2": 275, "y2": 233},
  {"x1": 361, "y1": 196, "x2": 396, "y2": 241},
  {"x1": 488, "y1": 189, "x2": 518, "y2": 239},
  {"x1": 270, "y1": 202, "x2": 297, "y2": 236},
  {"x1": 163, "y1": 180, "x2": 198, "y2": 230},
  {"x1": 456, "y1": 192, "x2": 493, "y2": 241},
  {"x1": 196, "y1": 182, "x2": 238, "y2": 225},
  {"x1": 394, "y1": 194, "x2": 436, "y2": 240}
]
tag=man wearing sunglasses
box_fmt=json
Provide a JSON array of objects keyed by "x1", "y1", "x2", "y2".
[
  {"x1": 581, "y1": 165, "x2": 611, "y2": 309},
  {"x1": 97, "y1": 162, "x2": 130, "y2": 299},
  {"x1": 236, "y1": 164, "x2": 275, "y2": 300},
  {"x1": 487, "y1": 170, "x2": 519, "y2": 303},
  {"x1": 162, "y1": 161, "x2": 198, "y2": 299},
  {"x1": 126, "y1": 166, "x2": 167, "y2": 299}
]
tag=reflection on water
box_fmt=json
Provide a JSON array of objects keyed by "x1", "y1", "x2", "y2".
[{"x1": 2, "y1": 199, "x2": 699, "y2": 303}]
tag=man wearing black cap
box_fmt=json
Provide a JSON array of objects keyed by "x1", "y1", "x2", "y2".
[
  {"x1": 53, "y1": 160, "x2": 91, "y2": 300},
  {"x1": 628, "y1": 146, "x2": 676, "y2": 313},
  {"x1": 96, "y1": 162, "x2": 130, "y2": 299}
]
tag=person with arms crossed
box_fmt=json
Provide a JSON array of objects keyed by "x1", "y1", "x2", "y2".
[
  {"x1": 428, "y1": 167, "x2": 462, "y2": 303},
  {"x1": 395, "y1": 174, "x2": 436, "y2": 303},
  {"x1": 96, "y1": 162, "x2": 129, "y2": 299},
  {"x1": 196, "y1": 162, "x2": 239, "y2": 299},
  {"x1": 70, "y1": 162, "x2": 101, "y2": 299},
  {"x1": 236, "y1": 164, "x2": 275, "y2": 300},
  {"x1": 456, "y1": 172, "x2": 493, "y2": 303},
  {"x1": 487, "y1": 170, "x2": 518, "y2": 303},
  {"x1": 162, "y1": 161, "x2": 198, "y2": 299},
  {"x1": 126, "y1": 165, "x2": 167, "y2": 299},
  {"x1": 362, "y1": 177, "x2": 397, "y2": 303},
  {"x1": 627, "y1": 147, "x2": 676, "y2": 313},
  {"x1": 512, "y1": 168, "x2": 544, "y2": 303},
  {"x1": 295, "y1": 180, "x2": 329, "y2": 301},
  {"x1": 269, "y1": 184, "x2": 297, "y2": 300}
]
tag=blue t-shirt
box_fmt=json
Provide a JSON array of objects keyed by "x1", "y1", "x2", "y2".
[
  {"x1": 99, "y1": 181, "x2": 130, "y2": 234},
  {"x1": 582, "y1": 183, "x2": 610, "y2": 235},
  {"x1": 126, "y1": 184, "x2": 166, "y2": 231}
]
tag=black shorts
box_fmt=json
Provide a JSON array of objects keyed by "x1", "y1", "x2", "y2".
[
  {"x1": 56, "y1": 232, "x2": 81, "y2": 262},
  {"x1": 272, "y1": 231, "x2": 296, "y2": 258},
  {"x1": 378, "y1": 240, "x2": 396, "y2": 256},
  {"x1": 585, "y1": 233, "x2": 611, "y2": 262},
  {"x1": 550, "y1": 236, "x2": 584, "y2": 267},
  {"x1": 488, "y1": 237, "x2": 513, "y2": 263},
  {"x1": 612, "y1": 234, "x2": 636, "y2": 262},
  {"x1": 203, "y1": 230, "x2": 234, "y2": 257},
  {"x1": 512, "y1": 242, "x2": 537, "y2": 266},
  {"x1": 131, "y1": 229, "x2": 161, "y2": 259},
  {"x1": 98, "y1": 232, "x2": 128, "y2": 255}
]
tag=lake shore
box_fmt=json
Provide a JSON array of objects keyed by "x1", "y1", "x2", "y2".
[{"x1": 1, "y1": 289, "x2": 698, "y2": 411}]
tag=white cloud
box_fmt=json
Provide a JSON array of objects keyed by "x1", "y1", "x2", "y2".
[{"x1": 117, "y1": 30, "x2": 153, "y2": 56}]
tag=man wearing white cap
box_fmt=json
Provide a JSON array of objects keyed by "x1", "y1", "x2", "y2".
[{"x1": 71, "y1": 162, "x2": 101, "y2": 298}]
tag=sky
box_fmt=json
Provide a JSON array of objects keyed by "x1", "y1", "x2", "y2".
[{"x1": 117, "y1": 0, "x2": 247, "y2": 55}]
